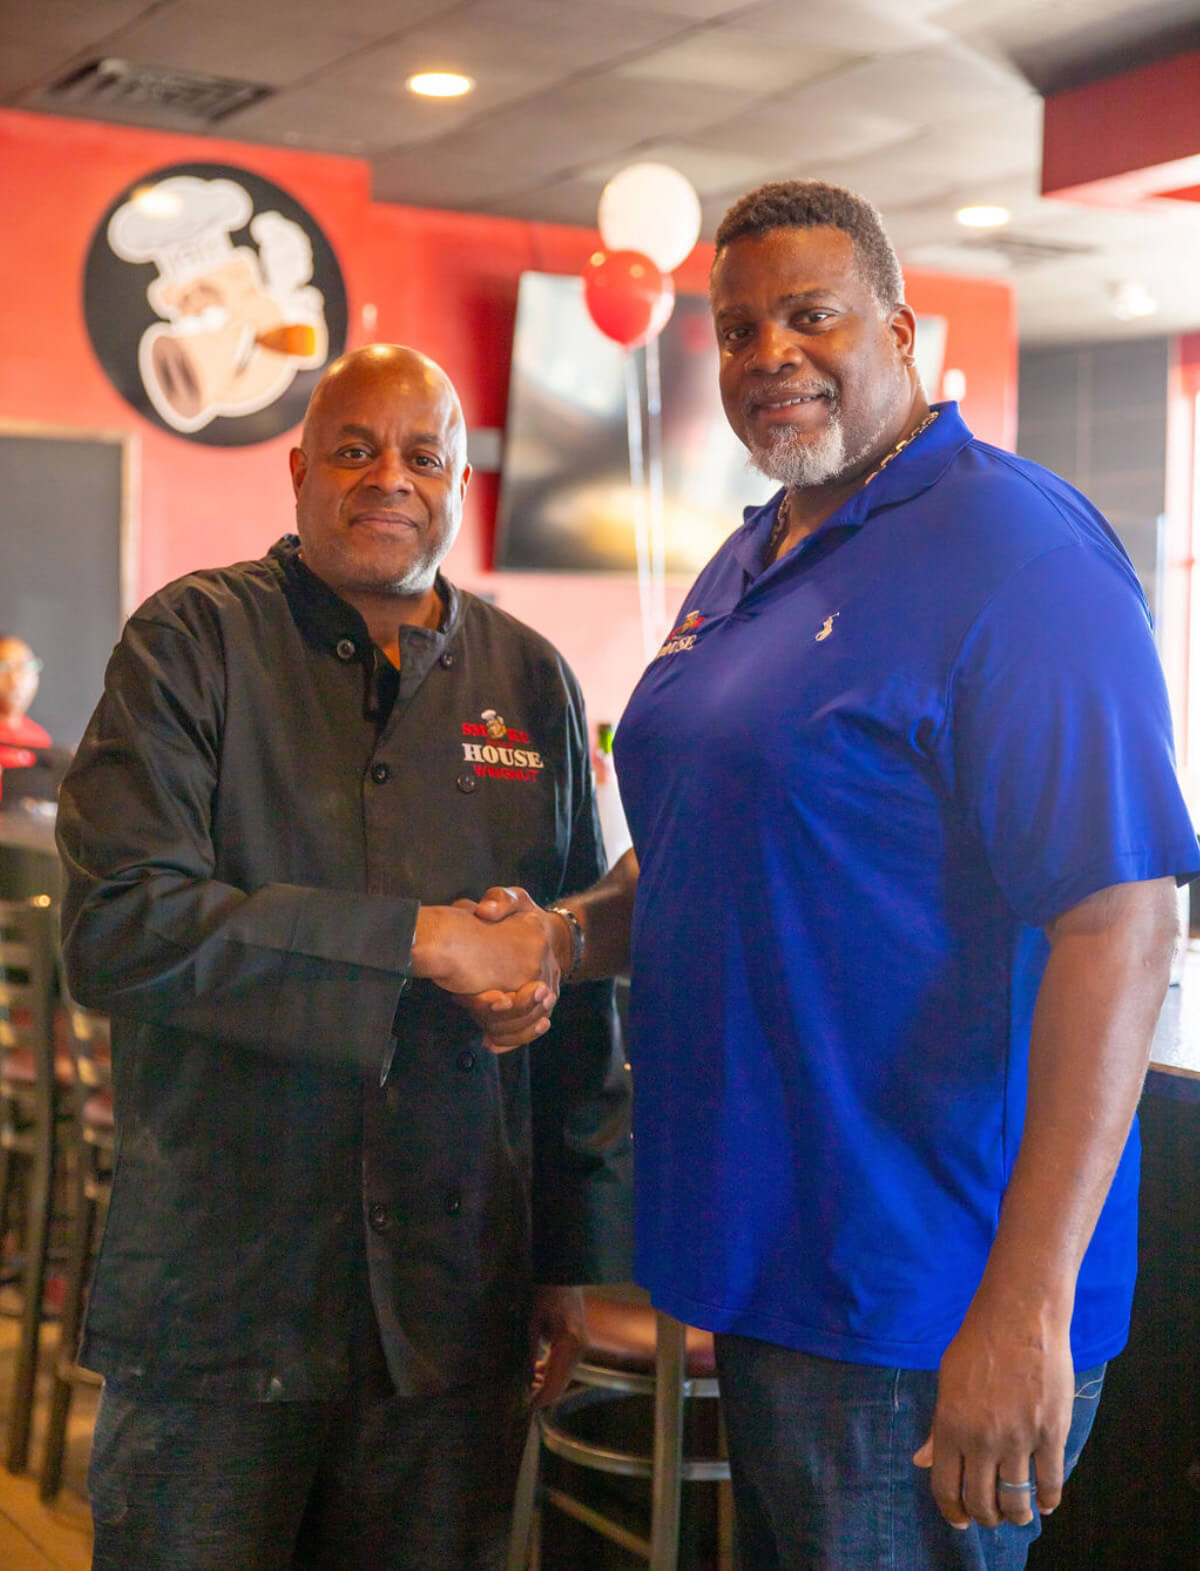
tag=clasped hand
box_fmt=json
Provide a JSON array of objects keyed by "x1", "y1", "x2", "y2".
[{"x1": 449, "y1": 892, "x2": 568, "y2": 1049}]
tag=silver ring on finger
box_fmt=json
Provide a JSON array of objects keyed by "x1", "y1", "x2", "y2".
[{"x1": 996, "y1": 1479, "x2": 1036, "y2": 1493}]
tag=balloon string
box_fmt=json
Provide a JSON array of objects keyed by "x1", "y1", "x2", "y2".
[
  {"x1": 624, "y1": 352, "x2": 656, "y2": 662},
  {"x1": 644, "y1": 333, "x2": 667, "y2": 643}
]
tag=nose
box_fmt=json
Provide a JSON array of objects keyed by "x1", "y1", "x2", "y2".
[
  {"x1": 365, "y1": 449, "x2": 414, "y2": 495},
  {"x1": 746, "y1": 320, "x2": 803, "y2": 375}
]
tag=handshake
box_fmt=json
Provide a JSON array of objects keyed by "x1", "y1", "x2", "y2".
[{"x1": 411, "y1": 886, "x2": 572, "y2": 1051}]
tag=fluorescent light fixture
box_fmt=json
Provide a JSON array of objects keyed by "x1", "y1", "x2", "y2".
[
  {"x1": 955, "y1": 204, "x2": 1010, "y2": 229},
  {"x1": 407, "y1": 71, "x2": 474, "y2": 98}
]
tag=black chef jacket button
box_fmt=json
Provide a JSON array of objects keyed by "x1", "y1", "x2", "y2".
[
  {"x1": 335, "y1": 638, "x2": 357, "y2": 661},
  {"x1": 457, "y1": 1049, "x2": 476, "y2": 1072},
  {"x1": 456, "y1": 773, "x2": 477, "y2": 794},
  {"x1": 370, "y1": 762, "x2": 391, "y2": 784},
  {"x1": 368, "y1": 1202, "x2": 389, "y2": 1232},
  {"x1": 444, "y1": 1190, "x2": 462, "y2": 1216},
  {"x1": 439, "y1": 651, "x2": 454, "y2": 668}
]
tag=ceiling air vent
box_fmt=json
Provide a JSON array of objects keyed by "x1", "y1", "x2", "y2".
[
  {"x1": 41, "y1": 58, "x2": 270, "y2": 124},
  {"x1": 961, "y1": 233, "x2": 1097, "y2": 269}
]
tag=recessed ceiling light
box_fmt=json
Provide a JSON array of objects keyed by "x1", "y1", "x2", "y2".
[
  {"x1": 955, "y1": 205, "x2": 1010, "y2": 229},
  {"x1": 407, "y1": 71, "x2": 474, "y2": 98},
  {"x1": 1108, "y1": 280, "x2": 1158, "y2": 320}
]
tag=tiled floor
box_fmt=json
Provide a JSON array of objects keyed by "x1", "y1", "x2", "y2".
[{"x1": 0, "y1": 1296, "x2": 96, "y2": 1571}]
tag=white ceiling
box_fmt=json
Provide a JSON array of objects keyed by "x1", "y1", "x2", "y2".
[{"x1": 3, "y1": 0, "x2": 1200, "y2": 343}]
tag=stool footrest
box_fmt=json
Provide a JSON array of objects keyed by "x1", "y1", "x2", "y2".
[{"x1": 541, "y1": 1485, "x2": 652, "y2": 1561}]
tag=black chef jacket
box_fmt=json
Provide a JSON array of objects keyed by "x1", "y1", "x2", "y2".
[{"x1": 57, "y1": 537, "x2": 632, "y2": 1400}]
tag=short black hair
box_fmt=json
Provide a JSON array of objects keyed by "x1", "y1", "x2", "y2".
[{"x1": 713, "y1": 181, "x2": 904, "y2": 312}]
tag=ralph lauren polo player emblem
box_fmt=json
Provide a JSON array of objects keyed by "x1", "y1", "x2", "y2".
[
  {"x1": 461, "y1": 709, "x2": 544, "y2": 782},
  {"x1": 815, "y1": 612, "x2": 840, "y2": 642},
  {"x1": 654, "y1": 609, "x2": 705, "y2": 661}
]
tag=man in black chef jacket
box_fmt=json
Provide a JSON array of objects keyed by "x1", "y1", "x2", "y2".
[{"x1": 57, "y1": 344, "x2": 631, "y2": 1571}]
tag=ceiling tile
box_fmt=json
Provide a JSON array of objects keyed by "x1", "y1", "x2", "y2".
[
  {"x1": 577, "y1": 140, "x2": 776, "y2": 197},
  {"x1": 611, "y1": 25, "x2": 858, "y2": 92},
  {"x1": 369, "y1": 146, "x2": 523, "y2": 208},
  {"x1": 0, "y1": 0, "x2": 155, "y2": 51},
  {"x1": 731, "y1": 0, "x2": 949, "y2": 52},
  {"x1": 475, "y1": 175, "x2": 608, "y2": 228},
  {"x1": 93, "y1": 6, "x2": 367, "y2": 88},
  {"x1": 690, "y1": 97, "x2": 913, "y2": 168},
  {"x1": 372, "y1": 0, "x2": 693, "y2": 79},
  {"x1": 226, "y1": 64, "x2": 548, "y2": 151}
]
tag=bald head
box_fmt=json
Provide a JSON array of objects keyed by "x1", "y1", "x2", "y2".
[
  {"x1": 300, "y1": 344, "x2": 467, "y2": 471},
  {"x1": 289, "y1": 342, "x2": 472, "y2": 614}
]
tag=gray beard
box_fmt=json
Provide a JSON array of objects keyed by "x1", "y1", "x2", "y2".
[{"x1": 747, "y1": 407, "x2": 848, "y2": 488}]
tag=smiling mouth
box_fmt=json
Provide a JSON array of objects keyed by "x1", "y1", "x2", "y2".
[
  {"x1": 350, "y1": 511, "x2": 420, "y2": 533},
  {"x1": 750, "y1": 389, "x2": 832, "y2": 413}
]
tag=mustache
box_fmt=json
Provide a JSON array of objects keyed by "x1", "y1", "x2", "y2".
[{"x1": 743, "y1": 380, "x2": 838, "y2": 415}]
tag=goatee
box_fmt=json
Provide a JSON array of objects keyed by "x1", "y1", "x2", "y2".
[{"x1": 748, "y1": 410, "x2": 848, "y2": 488}]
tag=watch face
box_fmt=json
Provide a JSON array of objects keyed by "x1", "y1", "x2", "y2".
[{"x1": 83, "y1": 161, "x2": 348, "y2": 447}]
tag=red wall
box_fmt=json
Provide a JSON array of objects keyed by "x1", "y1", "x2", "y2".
[{"x1": 0, "y1": 107, "x2": 1016, "y2": 729}]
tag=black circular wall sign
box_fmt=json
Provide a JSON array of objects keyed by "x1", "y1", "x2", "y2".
[{"x1": 83, "y1": 162, "x2": 348, "y2": 446}]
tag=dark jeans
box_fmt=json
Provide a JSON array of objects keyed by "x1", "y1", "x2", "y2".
[
  {"x1": 88, "y1": 1317, "x2": 526, "y2": 1571},
  {"x1": 715, "y1": 1335, "x2": 1105, "y2": 1571}
]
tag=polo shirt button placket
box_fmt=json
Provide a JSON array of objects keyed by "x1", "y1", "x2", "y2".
[
  {"x1": 370, "y1": 762, "x2": 390, "y2": 784},
  {"x1": 439, "y1": 651, "x2": 454, "y2": 668}
]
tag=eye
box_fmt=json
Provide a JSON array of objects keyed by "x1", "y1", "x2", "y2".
[
  {"x1": 795, "y1": 309, "x2": 835, "y2": 327},
  {"x1": 411, "y1": 453, "x2": 444, "y2": 470},
  {"x1": 719, "y1": 323, "x2": 752, "y2": 346},
  {"x1": 336, "y1": 443, "x2": 371, "y2": 461}
]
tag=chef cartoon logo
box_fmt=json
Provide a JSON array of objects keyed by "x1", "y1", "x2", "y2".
[
  {"x1": 83, "y1": 163, "x2": 348, "y2": 446},
  {"x1": 461, "y1": 709, "x2": 544, "y2": 782}
]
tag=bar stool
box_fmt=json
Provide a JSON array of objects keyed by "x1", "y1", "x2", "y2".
[
  {"x1": 0, "y1": 894, "x2": 67, "y2": 1473},
  {"x1": 507, "y1": 1286, "x2": 731, "y2": 1571},
  {"x1": 39, "y1": 981, "x2": 112, "y2": 1501}
]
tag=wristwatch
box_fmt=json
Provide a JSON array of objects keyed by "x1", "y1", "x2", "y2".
[{"x1": 546, "y1": 904, "x2": 584, "y2": 982}]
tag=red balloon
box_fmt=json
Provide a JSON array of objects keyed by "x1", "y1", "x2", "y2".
[{"x1": 583, "y1": 249, "x2": 675, "y2": 348}]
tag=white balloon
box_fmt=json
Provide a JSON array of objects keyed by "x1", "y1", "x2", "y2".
[{"x1": 598, "y1": 163, "x2": 702, "y2": 274}]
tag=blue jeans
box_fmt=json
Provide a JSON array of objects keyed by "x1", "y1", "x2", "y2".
[{"x1": 714, "y1": 1335, "x2": 1105, "y2": 1571}]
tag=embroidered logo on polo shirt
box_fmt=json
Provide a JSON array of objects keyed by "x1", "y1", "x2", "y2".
[
  {"x1": 654, "y1": 609, "x2": 705, "y2": 660},
  {"x1": 460, "y1": 709, "x2": 544, "y2": 782},
  {"x1": 815, "y1": 613, "x2": 839, "y2": 642}
]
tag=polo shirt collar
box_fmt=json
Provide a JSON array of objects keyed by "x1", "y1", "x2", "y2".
[{"x1": 729, "y1": 401, "x2": 973, "y2": 577}]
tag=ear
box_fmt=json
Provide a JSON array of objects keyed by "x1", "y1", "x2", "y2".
[
  {"x1": 458, "y1": 461, "x2": 472, "y2": 507},
  {"x1": 288, "y1": 446, "x2": 307, "y2": 501},
  {"x1": 888, "y1": 303, "x2": 918, "y2": 361}
]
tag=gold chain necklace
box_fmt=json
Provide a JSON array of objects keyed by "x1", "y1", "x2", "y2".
[{"x1": 769, "y1": 408, "x2": 940, "y2": 557}]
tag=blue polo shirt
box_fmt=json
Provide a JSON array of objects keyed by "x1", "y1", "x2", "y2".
[{"x1": 613, "y1": 403, "x2": 1199, "y2": 1371}]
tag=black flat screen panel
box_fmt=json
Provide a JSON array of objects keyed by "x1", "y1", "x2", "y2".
[{"x1": 0, "y1": 432, "x2": 124, "y2": 748}]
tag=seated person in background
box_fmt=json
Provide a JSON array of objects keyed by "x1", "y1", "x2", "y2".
[{"x1": 0, "y1": 635, "x2": 59, "y2": 803}]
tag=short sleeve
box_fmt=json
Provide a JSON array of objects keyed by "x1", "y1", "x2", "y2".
[{"x1": 947, "y1": 541, "x2": 1199, "y2": 926}]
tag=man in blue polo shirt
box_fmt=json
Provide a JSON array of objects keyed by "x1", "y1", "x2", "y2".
[{"x1": 472, "y1": 181, "x2": 1197, "y2": 1570}]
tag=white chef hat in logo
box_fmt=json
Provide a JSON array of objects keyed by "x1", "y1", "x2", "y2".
[{"x1": 108, "y1": 177, "x2": 253, "y2": 282}]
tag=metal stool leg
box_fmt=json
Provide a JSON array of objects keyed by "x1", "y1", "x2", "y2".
[
  {"x1": 5, "y1": 1107, "x2": 54, "y2": 1472},
  {"x1": 650, "y1": 1310, "x2": 686, "y2": 1571},
  {"x1": 506, "y1": 1415, "x2": 542, "y2": 1571},
  {"x1": 39, "y1": 1151, "x2": 97, "y2": 1500}
]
